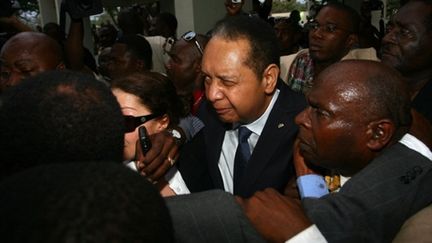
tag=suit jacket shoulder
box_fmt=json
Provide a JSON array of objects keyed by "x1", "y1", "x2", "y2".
[{"x1": 303, "y1": 143, "x2": 432, "y2": 242}]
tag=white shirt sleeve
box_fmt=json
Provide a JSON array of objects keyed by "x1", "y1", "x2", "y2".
[
  {"x1": 165, "y1": 166, "x2": 190, "y2": 195},
  {"x1": 124, "y1": 161, "x2": 190, "y2": 195},
  {"x1": 286, "y1": 225, "x2": 327, "y2": 243}
]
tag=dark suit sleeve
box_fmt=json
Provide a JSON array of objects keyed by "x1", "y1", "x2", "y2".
[
  {"x1": 165, "y1": 190, "x2": 266, "y2": 243},
  {"x1": 302, "y1": 145, "x2": 432, "y2": 242},
  {"x1": 176, "y1": 129, "x2": 214, "y2": 192}
]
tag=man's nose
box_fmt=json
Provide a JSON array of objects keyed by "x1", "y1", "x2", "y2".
[
  {"x1": 205, "y1": 81, "x2": 223, "y2": 102},
  {"x1": 295, "y1": 107, "x2": 311, "y2": 128},
  {"x1": 382, "y1": 28, "x2": 398, "y2": 45}
]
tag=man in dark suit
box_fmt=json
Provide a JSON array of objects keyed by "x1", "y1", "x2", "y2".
[
  {"x1": 176, "y1": 15, "x2": 306, "y2": 197},
  {"x1": 239, "y1": 60, "x2": 432, "y2": 242}
]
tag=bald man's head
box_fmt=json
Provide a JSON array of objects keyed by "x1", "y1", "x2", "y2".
[
  {"x1": 315, "y1": 60, "x2": 412, "y2": 135},
  {"x1": 0, "y1": 32, "x2": 65, "y2": 93},
  {"x1": 296, "y1": 60, "x2": 412, "y2": 175}
]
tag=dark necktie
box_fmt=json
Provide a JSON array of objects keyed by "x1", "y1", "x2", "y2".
[{"x1": 233, "y1": 126, "x2": 252, "y2": 194}]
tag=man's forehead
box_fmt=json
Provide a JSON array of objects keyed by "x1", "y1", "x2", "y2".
[
  {"x1": 111, "y1": 43, "x2": 129, "y2": 55},
  {"x1": 316, "y1": 6, "x2": 350, "y2": 24},
  {"x1": 314, "y1": 74, "x2": 364, "y2": 101},
  {"x1": 395, "y1": 2, "x2": 432, "y2": 25},
  {"x1": 1, "y1": 45, "x2": 34, "y2": 63},
  {"x1": 203, "y1": 37, "x2": 249, "y2": 64},
  {"x1": 172, "y1": 40, "x2": 193, "y2": 54}
]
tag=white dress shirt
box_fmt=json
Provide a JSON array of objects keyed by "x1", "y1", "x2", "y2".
[{"x1": 218, "y1": 89, "x2": 280, "y2": 194}]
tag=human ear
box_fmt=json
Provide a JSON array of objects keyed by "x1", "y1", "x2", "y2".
[
  {"x1": 156, "y1": 114, "x2": 170, "y2": 132},
  {"x1": 366, "y1": 119, "x2": 395, "y2": 151},
  {"x1": 345, "y1": 33, "x2": 359, "y2": 49},
  {"x1": 261, "y1": 63, "x2": 279, "y2": 94}
]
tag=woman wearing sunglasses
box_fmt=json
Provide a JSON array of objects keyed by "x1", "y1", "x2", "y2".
[{"x1": 111, "y1": 72, "x2": 188, "y2": 196}]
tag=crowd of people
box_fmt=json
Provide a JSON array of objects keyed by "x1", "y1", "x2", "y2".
[{"x1": 0, "y1": 0, "x2": 431, "y2": 242}]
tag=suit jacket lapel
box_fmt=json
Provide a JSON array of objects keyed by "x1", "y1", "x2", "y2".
[{"x1": 238, "y1": 84, "x2": 306, "y2": 192}]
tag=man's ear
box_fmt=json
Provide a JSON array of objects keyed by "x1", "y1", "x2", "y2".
[
  {"x1": 194, "y1": 59, "x2": 201, "y2": 74},
  {"x1": 345, "y1": 33, "x2": 359, "y2": 50},
  {"x1": 262, "y1": 64, "x2": 279, "y2": 95},
  {"x1": 366, "y1": 119, "x2": 395, "y2": 151}
]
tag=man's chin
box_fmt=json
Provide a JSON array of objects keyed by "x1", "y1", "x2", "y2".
[{"x1": 218, "y1": 115, "x2": 238, "y2": 124}]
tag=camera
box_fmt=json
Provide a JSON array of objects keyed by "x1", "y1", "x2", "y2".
[
  {"x1": 0, "y1": 0, "x2": 20, "y2": 18},
  {"x1": 64, "y1": 0, "x2": 103, "y2": 19}
]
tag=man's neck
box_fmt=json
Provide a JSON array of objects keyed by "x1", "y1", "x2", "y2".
[
  {"x1": 312, "y1": 50, "x2": 350, "y2": 78},
  {"x1": 313, "y1": 61, "x2": 335, "y2": 79}
]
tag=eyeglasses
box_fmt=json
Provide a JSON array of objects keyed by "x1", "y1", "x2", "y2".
[
  {"x1": 182, "y1": 31, "x2": 204, "y2": 55},
  {"x1": 306, "y1": 21, "x2": 353, "y2": 34},
  {"x1": 124, "y1": 114, "x2": 161, "y2": 133}
]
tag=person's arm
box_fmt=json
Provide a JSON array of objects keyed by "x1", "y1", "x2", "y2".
[
  {"x1": 64, "y1": 17, "x2": 94, "y2": 74},
  {"x1": 158, "y1": 166, "x2": 190, "y2": 197},
  {"x1": 178, "y1": 115, "x2": 204, "y2": 141},
  {"x1": 65, "y1": 18, "x2": 84, "y2": 70},
  {"x1": 0, "y1": 15, "x2": 32, "y2": 32},
  {"x1": 237, "y1": 188, "x2": 312, "y2": 242},
  {"x1": 286, "y1": 225, "x2": 327, "y2": 243}
]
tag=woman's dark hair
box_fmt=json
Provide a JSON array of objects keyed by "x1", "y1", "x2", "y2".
[{"x1": 111, "y1": 72, "x2": 186, "y2": 126}]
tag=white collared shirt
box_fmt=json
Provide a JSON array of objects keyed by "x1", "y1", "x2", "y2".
[{"x1": 218, "y1": 89, "x2": 280, "y2": 194}]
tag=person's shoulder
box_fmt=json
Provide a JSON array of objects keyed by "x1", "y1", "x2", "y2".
[
  {"x1": 143, "y1": 35, "x2": 166, "y2": 46},
  {"x1": 280, "y1": 49, "x2": 310, "y2": 84},
  {"x1": 343, "y1": 47, "x2": 379, "y2": 61}
]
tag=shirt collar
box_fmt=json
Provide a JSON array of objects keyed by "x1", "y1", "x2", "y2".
[
  {"x1": 399, "y1": 133, "x2": 432, "y2": 160},
  {"x1": 236, "y1": 89, "x2": 280, "y2": 136}
]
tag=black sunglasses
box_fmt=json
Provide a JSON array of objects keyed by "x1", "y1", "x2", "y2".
[
  {"x1": 124, "y1": 114, "x2": 161, "y2": 133},
  {"x1": 182, "y1": 31, "x2": 204, "y2": 55}
]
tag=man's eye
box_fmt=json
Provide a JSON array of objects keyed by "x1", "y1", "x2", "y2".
[
  {"x1": 221, "y1": 79, "x2": 236, "y2": 87},
  {"x1": 400, "y1": 28, "x2": 413, "y2": 37},
  {"x1": 204, "y1": 76, "x2": 212, "y2": 85},
  {"x1": 325, "y1": 24, "x2": 337, "y2": 33},
  {"x1": 312, "y1": 107, "x2": 328, "y2": 117}
]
